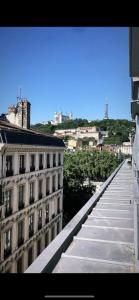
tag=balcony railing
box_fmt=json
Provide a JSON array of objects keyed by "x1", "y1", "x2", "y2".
[
  {"x1": 4, "y1": 247, "x2": 12, "y2": 259},
  {"x1": 19, "y1": 168, "x2": 25, "y2": 174},
  {"x1": 18, "y1": 202, "x2": 25, "y2": 210},
  {"x1": 5, "y1": 208, "x2": 12, "y2": 218},
  {"x1": 18, "y1": 238, "x2": 24, "y2": 247},
  {"x1": 30, "y1": 166, "x2": 35, "y2": 172},
  {"x1": 29, "y1": 197, "x2": 34, "y2": 205},
  {"x1": 6, "y1": 170, "x2": 13, "y2": 177},
  {"x1": 25, "y1": 161, "x2": 124, "y2": 273}
]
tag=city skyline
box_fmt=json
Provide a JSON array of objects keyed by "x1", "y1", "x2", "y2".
[{"x1": 0, "y1": 27, "x2": 131, "y2": 124}]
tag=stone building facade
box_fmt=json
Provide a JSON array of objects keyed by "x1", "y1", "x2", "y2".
[
  {"x1": 0, "y1": 98, "x2": 31, "y2": 129},
  {"x1": 0, "y1": 121, "x2": 65, "y2": 273}
]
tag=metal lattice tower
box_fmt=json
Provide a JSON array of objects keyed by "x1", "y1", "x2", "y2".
[{"x1": 104, "y1": 103, "x2": 109, "y2": 119}]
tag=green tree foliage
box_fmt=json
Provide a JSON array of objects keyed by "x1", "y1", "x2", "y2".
[
  {"x1": 31, "y1": 119, "x2": 134, "y2": 145},
  {"x1": 31, "y1": 123, "x2": 55, "y2": 134},
  {"x1": 63, "y1": 150, "x2": 122, "y2": 225}
]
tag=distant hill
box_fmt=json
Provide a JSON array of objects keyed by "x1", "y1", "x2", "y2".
[{"x1": 31, "y1": 118, "x2": 134, "y2": 145}]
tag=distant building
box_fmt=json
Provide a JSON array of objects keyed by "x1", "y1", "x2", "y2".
[
  {"x1": 0, "y1": 98, "x2": 31, "y2": 129},
  {"x1": 54, "y1": 126, "x2": 101, "y2": 143},
  {"x1": 116, "y1": 142, "x2": 132, "y2": 156},
  {"x1": 68, "y1": 138, "x2": 82, "y2": 150},
  {"x1": 54, "y1": 112, "x2": 73, "y2": 125}
]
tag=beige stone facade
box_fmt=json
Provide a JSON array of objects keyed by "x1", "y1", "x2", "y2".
[
  {"x1": 54, "y1": 126, "x2": 101, "y2": 142},
  {"x1": 0, "y1": 139, "x2": 64, "y2": 273}
]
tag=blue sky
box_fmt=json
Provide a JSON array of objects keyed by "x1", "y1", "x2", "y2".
[{"x1": 0, "y1": 27, "x2": 131, "y2": 124}]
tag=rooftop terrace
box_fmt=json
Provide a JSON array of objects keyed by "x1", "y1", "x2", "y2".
[{"x1": 25, "y1": 159, "x2": 136, "y2": 273}]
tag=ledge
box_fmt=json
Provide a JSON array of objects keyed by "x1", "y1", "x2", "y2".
[{"x1": 25, "y1": 160, "x2": 124, "y2": 273}]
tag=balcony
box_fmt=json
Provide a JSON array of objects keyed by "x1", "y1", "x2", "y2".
[
  {"x1": 29, "y1": 229, "x2": 34, "y2": 238},
  {"x1": 6, "y1": 170, "x2": 13, "y2": 177},
  {"x1": 25, "y1": 160, "x2": 136, "y2": 274},
  {"x1": 39, "y1": 165, "x2": 43, "y2": 170},
  {"x1": 29, "y1": 197, "x2": 34, "y2": 205},
  {"x1": 4, "y1": 247, "x2": 12, "y2": 259},
  {"x1": 18, "y1": 238, "x2": 24, "y2": 247},
  {"x1": 30, "y1": 166, "x2": 35, "y2": 172},
  {"x1": 19, "y1": 167, "x2": 25, "y2": 174},
  {"x1": 5, "y1": 208, "x2": 12, "y2": 218},
  {"x1": 18, "y1": 202, "x2": 25, "y2": 210}
]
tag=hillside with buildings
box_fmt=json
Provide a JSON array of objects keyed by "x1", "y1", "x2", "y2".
[{"x1": 31, "y1": 118, "x2": 133, "y2": 156}]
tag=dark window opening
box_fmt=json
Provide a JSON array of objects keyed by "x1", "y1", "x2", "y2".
[{"x1": 6, "y1": 156, "x2": 13, "y2": 177}]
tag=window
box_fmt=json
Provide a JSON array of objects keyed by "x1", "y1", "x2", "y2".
[
  {"x1": 30, "y1": 154, "x2": 35, "y2": 171},
  {"x1": 18, "y1": 220, "x2": 24, "y2": 247},
  {"x1": 29, "y1": 214, "x2": 34, "y2": 238},
  {"x1": 47, "y1": 154, "x2": 50, "y2": 168},
  {"x1": 38, "y1": 209, "x2": 42, "y2": 230},
  {"x1": 58, "y1": 174, "x2": 61, "y2": 189},
  {"x1": 57, "y1": 197, "x2": 60, "y2": 214},
  {"x1": 53, "y1": 153, "x2": 56, "y2": 167},
  {"x1": 18, "y1": 186, "x2": 24, "y2": 210},
  {"x1": 46, "y1": 177, "x2": 50, "y2": 195},
  {"x1": 45, "y1": 204, "x2": 49, "y2": 224},
  {"x1": 57, "y1": 221, "x2": 60, "y2": 234},
  {"x1": 30, "y1": 182, "x2": 34, "y2": 204},
  {"x1": 19, "y1": 155, "x2": 25, "y2": 174},
  {"x1": 51, "y1": 199, "x2": 55, "y2": 219},
  {"x1": 6, "y1": 156, "x2": 13, "y2": 176},
  {"x1": 39, "y1": 154, "x2": 43, "y2": 170},
  {"x1": 45, "y1": 232, "x2": 49, "y2": 247},
  {"x1": 51, "y1": 225, "x2": 55, "y2": 241},
  {"x1": 58, "y1": 153, "x2": 61, "y2": 165},
  {"x1": 52, "y1": 175, "x2": 56, "y2": 192},
  {"x1": 17, "y1": 256, "x2": 23, "y2": 273},
  {"x1": 0, "y1": 185, "x2": 4, "y2": 206},
  {"x1": 38, "y1": 180, "x2": 43, "y2": 199},
  {"x1": 4, "y1": 229, "x2": 12, "y2": 259},
  {"x1": 28, "y1": 246, "x2": 33, "y2": 267},
  {"x1": 37, "y1": 239, "x2": 41, "y2": 256},
  {"x1": 5, "y1": 190, "x2": 12, "y2": 217}
]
